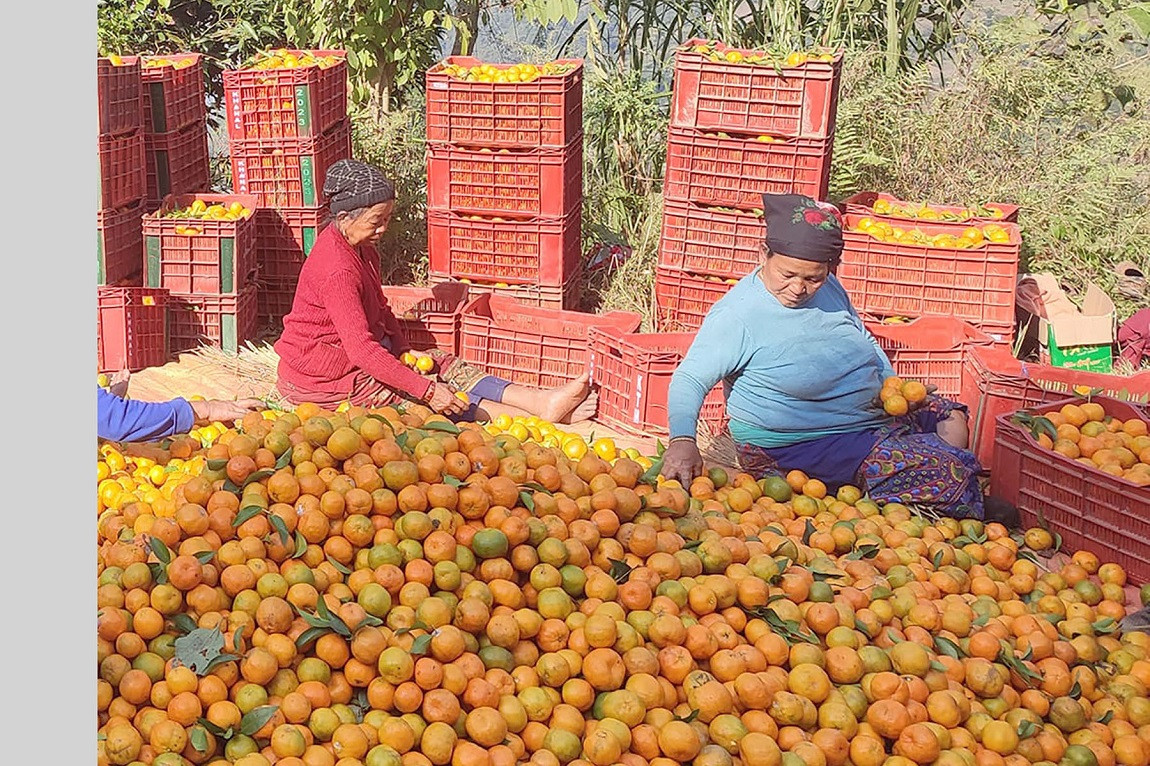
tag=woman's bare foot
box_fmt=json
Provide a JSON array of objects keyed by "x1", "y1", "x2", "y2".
[{"x1": 502, "y1": 373, "x2": 593, "y2": 423}]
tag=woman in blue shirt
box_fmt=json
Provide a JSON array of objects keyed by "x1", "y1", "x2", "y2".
[
  {"x1": 97, "y1": 386, "x2": 263, "y2": 442},
  {"x1": 663, "y1": 193, "x2": 1006, "y2": 523}
]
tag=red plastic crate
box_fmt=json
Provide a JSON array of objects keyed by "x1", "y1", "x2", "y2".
[
  {"x1": 842, "y1": 191, "x2": 1019, "y2": 224},
  {"x1": 671, "y1": 40, "x2": 842, "y2": 139},
  {"x1": 458, "y1": 293, "x2": 641, "y2": 388},
  {"x1": 664, "y1": 128, "x2": 832, "y2": 209},
  {"x1": 98, "y1": 56, "x2": 143, "y2": 137},
  {"x1": 425, "y1": 58, "x2": 583, "y2": 148},
  {"x1": 98, "y1": 202, "x2": 145, "y2": 286},
  {"x1": 142, "y1": 194, "x2": 259, "y2": 295},
  {"x1": 168, "y1": 288, "x2": 259, "y2": 354},
  {"x1": 655, "y1": 266, "x2": 739, "y2": 331},
  {"x1": 429, "y1": 274, "x2": 576, "y2": 310},
  {"x1": 99, "y1": 131, "x2": 146, "y2": 210},
  {"x1": 835, "y1": 213, "x2": 1020, "y2": 342},
  {"x1": 588, "y1": 327, "x2": 727, "y2": 437},
  {"x1": 427, "y1": 139, "x2": 583, "y2": 218},
  {"x1": 254, "y1": 207, "x2": 328, "y2": 281},
  {"x1": 658, "y1": 199, "x2": 765, "y2": 280},
  {"x1": 97, "y1": 286, "x2": 169, "y2": 373},
  {"x1": 223, "y1": 50, "x2": 348, "y2": 140},
  {"x1": 990, "y1": 396, "x2": 1150, "y2": 585},
  {"x1": 963, "y1": 344, "x2": 1150, "y2": 469},
  {"x1": 866, "y1": 317, "x2": 994, "y2": 400},
  {"x1": 256, "y1": 277, "x2": 298, "y2": 329},
  {"x1": 144, "y1": 122, "x2": 211, "y2": 207},
  {"x1": 141, "y1": 54, "x2": 206, "y2": 133},
  {"x1": 231, "y1": 119, "x2": 351, "y2": 208},
  {"x1": 381, "y1": 283, "x2": 471, "y2": 355},
  {"x1": 427, "y1": 208, "x2": 581, "y2": 286}
]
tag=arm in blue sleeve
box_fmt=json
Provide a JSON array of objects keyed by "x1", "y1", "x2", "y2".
[
  {"x1": 97, "y1": 386, "x2": 197, "y2": 442},
  {"x1": 667, "y1": 308, "x2": 751, "y2": 439}
]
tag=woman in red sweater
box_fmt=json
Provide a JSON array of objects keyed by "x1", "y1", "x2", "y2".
[{"x1": 275, "y1": 159, "x2": 596, "y2": 422}]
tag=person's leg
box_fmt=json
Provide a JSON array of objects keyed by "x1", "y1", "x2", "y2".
[
  {"x1": 859, "y1": 432, "x2": 985, "y2": 520},
  {"x1": 435, "y1": 352, "x2": 597, "y2": 424},
  {"x1": 906, "y1": 396, "x2": 971, "y2": 450},
  {"x1": 935, "y1": 410, "x2": 971, "y2": 450}
]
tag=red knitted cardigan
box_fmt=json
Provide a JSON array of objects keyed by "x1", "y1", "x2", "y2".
[{"x1": 274, "y1": 224, "x2": 433, "y2": 404}]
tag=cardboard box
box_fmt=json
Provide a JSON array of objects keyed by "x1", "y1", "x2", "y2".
[{"x1": 1020, "y1": 273, "x2": 1116, "y2": 373}]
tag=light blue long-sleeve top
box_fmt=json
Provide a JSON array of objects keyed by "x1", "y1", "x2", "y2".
[{"x1": 667, "y1": 269, "x2": 896, "y2": 446}]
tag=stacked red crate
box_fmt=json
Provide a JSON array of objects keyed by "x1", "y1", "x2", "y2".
[
  {"x1": 654, "y1": 40, "x2": 842, "y2": 329},
  {"x1": 425, "y1": 58, "x2": 584, "y2": 309},
  {"x1": 224, "y1": 50, "x2": 350, "y2": 327},
  {"x1": 141, "y1": 194, "x2": 261, "y2": 354},
  {"x1": 140, "y1": 55, "x2": 210, "y2": 210},
  {"x1": 97, "y1": 56, "x2": 146, "y2": 286},
  {"x1": 837, "y1": 193, "x2": 1022, "y2": 345}
]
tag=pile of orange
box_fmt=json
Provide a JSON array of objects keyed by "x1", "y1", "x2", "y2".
[
  {"x1": 1027, "y1": 402, "x2": 1150, "y2": 486},
  {"x1": 852, "y1": 218, "x2": 1012, "y2": 249},
  {"x1": 879, "y1": 377, "x2": 928, "y2": 417},
  {"x1": 97, "y1": 401, "x2": 1150, "y2": 766}
]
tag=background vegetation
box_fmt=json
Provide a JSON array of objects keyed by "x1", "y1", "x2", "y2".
[{"x1": 98, "y1": 0, "x2": 1150, "y2": 325}]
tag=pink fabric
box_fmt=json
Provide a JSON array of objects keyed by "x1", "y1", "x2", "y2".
[{"x1": 1119, "y1": 308, "x2": 1150, "y2": 367}]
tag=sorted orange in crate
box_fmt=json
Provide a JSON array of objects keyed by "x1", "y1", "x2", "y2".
[
  {"x1": 836, "y1": 213, "x2": 1020, "y2": 343},
  {"x1": 991, "y1": 396, "x2": 1150, "y2": 582},
  {"x1": 672, "y1": 39, "x2": 842, "y2": 139},
  {"x1": 843, "y1": 191, "x2": 1019, "y2": 224},
  {"x1": 143, "y1": 194, "x2": 259, "y2": 295},
  {"x1": 426, "y1": 56, "x2": 583, "y2": 148},
  {"x1": 657, "y1": 199, "x2": 765, "y2": 280},
  {"x1": 223, "y1": 49, "x2": 347, "y2": 140},
  {"x1": 97, "y1": 55, "x2": 143, "y2": 136},
  {"x1": 663, "y1": 127, "x2": 832, "y2": 210},
  {"x1": 140, "y1": 53, "x2": 205, "y2": 133},
  {"x1": 962, "y1": 344, "x2": 1150, "y2": 468}
]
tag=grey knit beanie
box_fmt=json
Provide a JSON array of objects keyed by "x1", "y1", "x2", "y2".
[{"x1": 323, "y1": 159, "x2": 396, "y2": 214}]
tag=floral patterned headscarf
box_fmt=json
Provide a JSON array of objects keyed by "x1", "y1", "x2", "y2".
[{"x1": 761, "y1": 193, "x2": 844, "y2": 263}]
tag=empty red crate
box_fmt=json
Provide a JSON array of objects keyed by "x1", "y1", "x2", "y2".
[
  {"x1": 427, "y1": 208, "x2": 581, "y2": 286},
  {"x1": 145, "y1": 122, "x2": 211, "y2": 206},
  {"x1": 655, "y1": 266, "x2": 738, "y2": 331},
  {"x1": 658, "y1": 199, "x2": 764, "y2": 280},
  {"x1": 99, "y1": 131, "x2": 146, "y2": 209},
  {"x1": 142, "y1": 194, "x2": 259, "y2": 294},
  {"x1": 98, "y1": 56, "x2": 143, "y2": 136},
  {"x1": 835, "y1": 213, "x2": 1020, "y2": 341},
  {"x1": 458, "y1": 293, "x2": 641, "y2": 388},
  {"x1": 97, "y1": 286, "x2": 169, "y2": 373},
  {"x1": 98, "y1": 202, "x2": 145, "y2": 286},
  {"x1": 866, "y1": 317, "x2": 994, "y2": 400},
  {"x1": 664, "y1": 128, "x2": 832, "y2": 209},
  {"x1": 223, "y1": 50, "x2": 348, "y2": 140},
  {"x1": 168, "y1": 288, "x2": 259, "y2": 354},
  {"x1": 381, "y1": 283, "x2": 471, "y2": 354},
  {"x1": 231, "y1": 119, "x2": 351, "y2": 208},
  {"x1": 991, "y1": 396, "x2": 1150, "y2": 584},
  {"x1": 255, "y1": 207, "x2": 327, "y2": 281},
  {"x1": 842, "y1": 191, "x2": 1019, "y2": 224},
  {"x1": 429, "y1": 274, "x2": 576, "y2": 310},
  {"x1": 141, "y1": 54, "x2": 206, "y2": 133},
  {"x1": 257, "y1": 277, "x2": 298, "y2": 328},
  {"x1": 672, "y1": 40, "x2": 841, "y2": 138},
  {"x1": 425, "y1": 58, "x2": 583, "y2": 148},
  {"x1": 427, "y1": 140, "x2": 583, "y2": 218},
  {"x1": 963, "y1": 345, "x2": 1150, "y2": 468},
  {"x1": 588, "y1": 327, "x2": 727, "y2": 437}
]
